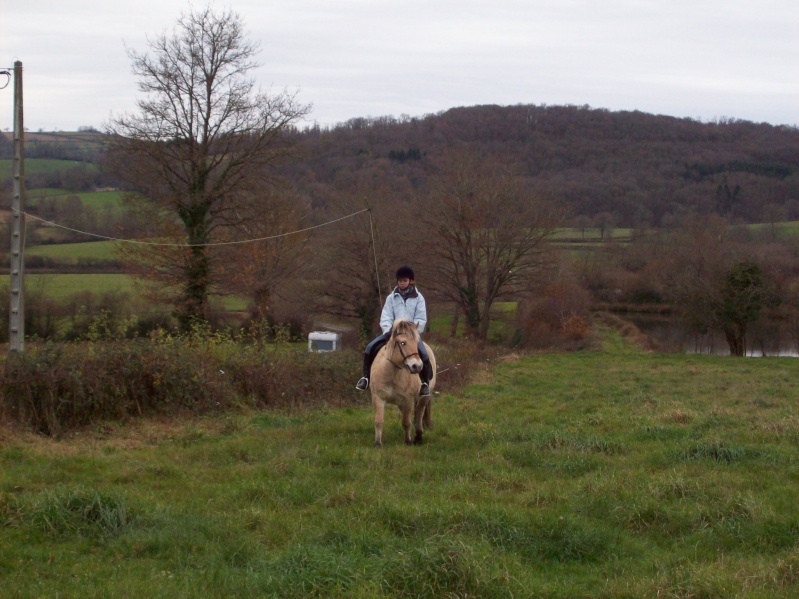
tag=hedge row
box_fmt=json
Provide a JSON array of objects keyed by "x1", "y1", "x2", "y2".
[
  {"x1": 0, "y1": 331, "x2": 491, "y2": 436},
  {"x1": 1, "y1": 335, "x2": 360, "y2": 436}
]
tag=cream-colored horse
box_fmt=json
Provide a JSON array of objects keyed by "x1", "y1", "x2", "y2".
[{"x1": 369, "y1": 318, "x2": 437, "y2": 448}]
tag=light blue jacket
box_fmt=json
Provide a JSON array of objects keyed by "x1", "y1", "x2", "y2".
[{"x1": 380, "y1": 286, "x2": 427, "y2": 334}]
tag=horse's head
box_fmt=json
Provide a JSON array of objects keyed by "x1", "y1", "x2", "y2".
[{"x1": 389, "y1": 319, "x2": 424, "y2": 374}]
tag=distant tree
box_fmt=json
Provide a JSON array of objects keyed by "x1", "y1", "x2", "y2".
[
  {"x1": 666, "y1": 217, "x2": 772, "y2": 356},
  {"x1": 215, "y1": 186, "x2": 312, "y2": 322},
  {"x1": 573, "y1": 215, "x2": 593, "y2": 240},
  {"x1": 718, "y1": 261, "x2": 769, "y2": 356},
  {"x1": 593, "y1": 212, "x2": 615, "y2": 241},
  {"x1": 104, "y1": 6, "x2": 310, "y2": 329},
  {"x1": 762, "y1": 203, "x2": 787, "y2": 240},
  {"x1": 420, "y1": 149, "x2": 561, "y2": 340},
  {"x1": 715, "y1": 179, "x2": 741, "y2": 216}
]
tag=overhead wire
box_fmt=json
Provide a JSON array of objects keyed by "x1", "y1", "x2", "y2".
[{"x1": 12, "y1": 206, "x2": 370, "y2": 247}]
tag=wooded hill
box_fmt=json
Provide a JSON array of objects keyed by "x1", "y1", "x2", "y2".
[
  {"x1": 3, "y1": 103, "x2": 798, "y2": 228},
  {"x1": 280, "y1": 104, "x2": 799, "y2": 227}
]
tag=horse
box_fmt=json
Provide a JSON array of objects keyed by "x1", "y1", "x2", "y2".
[{"x1": 369, "y1": 318, "x2": 437, "y2": 448}]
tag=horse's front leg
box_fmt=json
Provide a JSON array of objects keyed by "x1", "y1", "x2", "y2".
[
  {"x1": 413, "y1": 397, "x2": 430, "y2": 445},
  {"x1": 372, "y1": 395, "x2": 386, "y2": 448},
  {"x1": 401, "y1": 402, "x2": 413, "y2": 445}
]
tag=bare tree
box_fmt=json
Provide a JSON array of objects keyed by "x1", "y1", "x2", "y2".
[
  {"x1": 312, "y1": 191, "x2": 395, "y2": 341},
  {"x1": 104, "y1": 6, "x2": 310, "y2": 329},
  {"x1": 593, "y1": 212, "x2": 615, "y2": 241},
  {"x1": 420, "y1": 149, "x2": 562, "y2": 340},
  {"x1": 215, "y1": 185, "x2": 313, "y2": 322}
]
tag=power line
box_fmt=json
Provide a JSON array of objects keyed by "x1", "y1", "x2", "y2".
[{"x1": 13, "y1": 206, "x2": 370, "y2": 247}]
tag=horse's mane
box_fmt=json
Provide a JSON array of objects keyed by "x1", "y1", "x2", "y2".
[{"x1": 391, "y1": 318, "x2": 419, "y2": 341}]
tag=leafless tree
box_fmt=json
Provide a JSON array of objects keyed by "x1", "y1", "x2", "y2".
[
  {"x1": 104, "y1": 6, "x2": 310, "y2": 329},
  {"x1": 311, "y1": 190, "x2": 396, "y2": 341},
  {"x1": 420, "y1": 149, "x2": 562, "y2": 340},
  {"x1": 214, "y1": 185, "x2": 313, "y2": 322},
  {"x1": 663, "y1": 216, "x2": 773, "y2": 356}
]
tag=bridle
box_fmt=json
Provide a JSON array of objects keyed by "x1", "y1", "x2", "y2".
[{"x1": 385, "y1": 329, "x2": 421, "y2": 371}]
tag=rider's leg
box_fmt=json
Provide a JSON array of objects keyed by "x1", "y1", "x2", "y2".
[
  {"x1": 418, "y1": 340, "x2": 432, "y2": 397},
  {"x1": 355, "y1": 333, "x2": 389, "y2": 390}
]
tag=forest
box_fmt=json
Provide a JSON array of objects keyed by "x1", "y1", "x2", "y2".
[{"x1": 4, "y1": 103, "x2": 798, "y2": 228}]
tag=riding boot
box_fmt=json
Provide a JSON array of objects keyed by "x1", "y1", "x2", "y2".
[
  {"x1": 419, "y1": 359, "x2": 432, "y2": 397},
  {"x1": 355, "y1": 353, "x2": 372, "y2": 391},
  {"x1": 356, "y1": 333, "x2": 388, "y2": 391}
]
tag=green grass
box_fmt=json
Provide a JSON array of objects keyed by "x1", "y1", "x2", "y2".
[
  {"x1": 553, "y1": 227, "x2": 633, "y2": 242},
  {"x1": 27, "y1": 241, "x2": 120, "y2": 261},
  {"x1": 20, "y1": 273, "x2": 248, "y2": 312},
  {"x1": 2, "y1": 331, "x2": 799, "y2": 597},
  {"x1": 25, "y1": 190, "x2": 131, "y2": 224},
  {"x1": 0, "y1": 158, "x2": 98, "y2": 179},
  {"x1": 429, "y1": 302, "x2": 517, "y2": 342},
  {"x1": 25, "y1": 273, "x2": 136, "y2": 299},
  {"x1": 748, "y1": 220, "x2": 799, "y2": 238}
]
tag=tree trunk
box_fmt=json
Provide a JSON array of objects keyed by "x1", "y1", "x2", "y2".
[
  {"x1": 449, "y1": 306, "x2": 460, "y2": 337},
  {"x1": 724, "y1": 325, "x2": 746, "y2": 357},
  {"x1": 459, "y1": 287, "x2": 481, "y2": 339},
  {"x1": 478, "y1": 299, "x2": 494, "y2": 341},
  {"x1": 253, "y1": 287, "x2": 271, "y2": 321},
  {"x1": 177, "y1": 206, "x2": 211, "y2": 330}
]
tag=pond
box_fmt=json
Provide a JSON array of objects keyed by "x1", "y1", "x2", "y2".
[{"x1": 626, "y1": 314, "x2": 799, "y2": 357}]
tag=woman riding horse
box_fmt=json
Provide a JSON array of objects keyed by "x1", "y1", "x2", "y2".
[{"x1": 355, "y1": 266, "x2": 433, "y2": 397}]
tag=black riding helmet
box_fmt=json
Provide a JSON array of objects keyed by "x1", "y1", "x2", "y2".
[{"x1": 396, "y1": 266, "x2": 415, "y2": 280}]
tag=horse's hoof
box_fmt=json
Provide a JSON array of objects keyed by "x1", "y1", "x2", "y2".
[
  {"x1": 374, "y1": 440, "x2": 382, "y2": 448},
  {"x1": 405, "y1": 438, "x2": 413, "y2": 445},
  {"x1": 414, "y1": 435, "x2": 423, "y2": 445}
]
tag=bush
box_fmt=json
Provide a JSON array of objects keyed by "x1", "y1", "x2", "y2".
[
  {"x1": 515, "y1": 281, "x2": 594, "y2": 350},
  {"x1": 1, "y1": 339, "x2": 238, "y2": 435},
  {"x1": 0, "y1": 324, "x2": 494, "y2": 435}
]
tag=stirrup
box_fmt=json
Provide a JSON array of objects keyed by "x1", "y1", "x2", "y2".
[
  {"x1": 419, "y1": 382, "x2": 431, "y2": 397},
  {"x1": 355, "y1": 377, "x2": 369, "y2": 391}
]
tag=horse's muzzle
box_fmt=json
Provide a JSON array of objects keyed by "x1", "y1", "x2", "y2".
[{"x1": 406, "y1": 360, "x2": 423, "y2": 374}]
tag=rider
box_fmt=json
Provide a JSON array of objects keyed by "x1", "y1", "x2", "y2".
[{"x1": 355, "y1": 266, "x2": 433, "y2": 397}]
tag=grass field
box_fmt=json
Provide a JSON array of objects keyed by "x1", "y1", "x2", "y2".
[
  {"x1": 19, "y1": 273, "x2": 249, "y2": 313},
  {"x1": 24, "y1": 273, "x2": 136, "y2": 299},
  {"x1": 26, "y1": 240, "x2": 120, "y2": 261},
  {"x1": 0, "y1": 158, "x2": 99, "y2": 180},
  {"x1": 2, "y1": 331, "x2": 798, "y2": 597}
]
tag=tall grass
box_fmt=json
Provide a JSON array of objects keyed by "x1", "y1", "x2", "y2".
[{"x1": 1, "y1": 329, "x2": 799, "y2": 597}]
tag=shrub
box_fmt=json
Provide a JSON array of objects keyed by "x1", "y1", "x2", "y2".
[
  {"x1": 0, "y1": 323, "x2": 493, "y2": 435},
  {"x1": 222, "y1": 343, "x2": 361, "y2": 408},
  {"x1": 1, "y1": 333, "x2": 245, "y2": 435},
  {"x1": 515, "y1": 280, "x2": 594, "y2": 350}
]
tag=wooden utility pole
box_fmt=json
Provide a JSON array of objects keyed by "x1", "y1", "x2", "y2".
[{"x1": 9, "y1": 61, "x2": 25, "y2": 352}]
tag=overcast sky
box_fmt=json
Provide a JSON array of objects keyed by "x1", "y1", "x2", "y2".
[{"x1": 2, "y1": 0, "x2": 797, "y2": 132}]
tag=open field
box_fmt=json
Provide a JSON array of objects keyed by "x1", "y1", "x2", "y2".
[
  {"x1": 2, "y1": 332, "x2": 798, "y2": 597},
  {"x1": 26, "y1": 240, "x2": 120, "y2": 261},
  {"x1": 18, "y1": 273, "x2": 249, "y2": 313},
  {"x1": 24, "y1": 273, "x2": 136, "y2": 299},
  {"x1": 0, "y1": 158, "x2": 98, "y2": 180}
]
